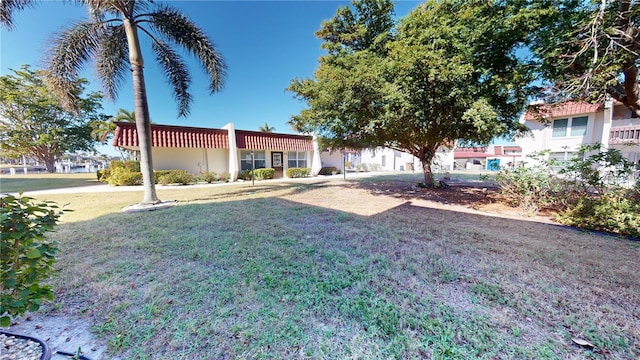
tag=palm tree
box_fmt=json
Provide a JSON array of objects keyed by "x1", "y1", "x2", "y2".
[
  {"x1": 114, "y1": 108, "x2": 136, "y2": 123},
  {"x1": 259, "y1": 122, "x2": 276, "y2": 132},
  {"x1": 2, "y1": 0, "x2": 226, "y2": 205}
]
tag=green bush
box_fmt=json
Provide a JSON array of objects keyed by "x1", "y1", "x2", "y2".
[
  {"x1": 107, "y1": 167, "x2": 143, "y2": 186},
  {"x1": 110, "y1": 160, "x2": 140, "y2": 172},
  {"x1": 240, "y1": 168, "x2": 275, "y2": 181},
  {"x1": 198, "y1": 171, "x2": 219, "y2": 183},
  {"x1": 160, "y1": 170, "x2": 195, "y2": 185},
  {"x1": 1, "y1": 195, "x2": 64, "y2": 327},
  {"x1": 287, "y1": 167, "x2": 311, "y2": 178},
  {"x1": 318, "y1": 166, "x2": 338, "y2": 175},
  {"x1": 154, "y1": 170, "x2": 173, "y2": 184},
  {"x1": 557, "y1": 193, "x2": 640, "y2": 238},
  {"x1": 498, "y1": 145, "x2": 640, "y2": 236},
  {"x1": 97, "y1": 169, "x2": 110, "y2": 183}
]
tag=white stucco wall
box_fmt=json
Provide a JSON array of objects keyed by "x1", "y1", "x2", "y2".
[
  {"x1": 516, "y1": 110, "x2": 607, "y2": 165},
  {"x1": 320, "y1": 151, "x2": 343, "y2": 169}
]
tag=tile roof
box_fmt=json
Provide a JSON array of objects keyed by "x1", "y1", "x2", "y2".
[
  {"x1": 235, "y1": 130, "x2": 313, "y2": 151},
  {"x1": 524, "y1": 101, "x2": 603, "y2": 121},
  {"x1": 113, "y1": 122, "x2": 228, "y2": 148},
  {"x1": 113, "y1": 122, "x2": 313, "y2": 151}
]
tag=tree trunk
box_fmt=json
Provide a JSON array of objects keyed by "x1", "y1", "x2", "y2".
[
  {"x1": 43, "y1": 157, "x2": 55, "y2": 173},
  {"x1": 124, "y1": 19, "x2": 160, "y2": 205},
  {"x1": 418, "y1": 146, "x2": 436, "y2": 187}
]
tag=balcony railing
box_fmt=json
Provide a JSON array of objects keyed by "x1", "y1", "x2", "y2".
[{"x1": 609, "y1": 125, "x2": 640, "y2": 145}]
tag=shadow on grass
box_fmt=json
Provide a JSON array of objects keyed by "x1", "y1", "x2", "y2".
[{"x1": 38, "y1": 192, "x2": 640, "y2": 359}]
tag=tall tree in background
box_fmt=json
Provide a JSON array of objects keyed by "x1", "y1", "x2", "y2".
[
  {"x1": 258, "y1": 122, "x2": 276, "y2": 132},
  {"x1": 2, "y1": 0, "x2": 227, "y2": 205},
  {"x1": 0, "y1": 66, "x2": 103, "y2": 172},
  {"x1": 527, "y1": 0, "x2": 639, "y2": 116},
  {"x1": 288, "y1": 0, "x2": 534, "y2": 185},
  {"x1": 90, "y1": 108, "x2": 138, "y2": 144}
]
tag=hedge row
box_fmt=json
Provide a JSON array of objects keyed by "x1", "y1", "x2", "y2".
[
  {"x1": 239, "y1": 168, "x2": 275, "y2": 181},
  {"x1": 99, "y1": 161, "x2": 231, "y2": 186}
]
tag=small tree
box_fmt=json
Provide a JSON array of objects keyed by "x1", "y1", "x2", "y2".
[
  {"x1": 1, "y1": 195, "x2": 64, "y2": 327},
  {"x1": 0, "y1": 66, "x2": 104, "y2": 172}
]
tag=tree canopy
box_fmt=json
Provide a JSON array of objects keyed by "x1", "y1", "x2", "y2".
[
  {"x1": 288, "y1": 0, "x2": 535, "y2": 184},
  {"x1": 0, "y1": 65, "x2": 104, "y2": 172},
  {"x1": 526, "y1": 0, "x2": 639, "y2": 116}
]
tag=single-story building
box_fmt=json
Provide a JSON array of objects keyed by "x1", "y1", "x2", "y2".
[
  {"x1": 320, "y1": 146, "x2": 455, "y2": 172},
  {"x1": 454, "y1": 145, "x2": 522, "y2": 170},
  {"x1": 112, "y1": 122, "x2": 321, "y2": 181}
]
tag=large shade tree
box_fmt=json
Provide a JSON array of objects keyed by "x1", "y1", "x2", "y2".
[
  {"x1": 0, "y1": 66, "x2": 103, "y2": 172},
  {"x1": 525, "y1": 0, "x2": 639, "y2": 116},
  {"x1": 288, "y1": 0, "x2": 535, "y2": 185},
  {"x1": 1, "y1": 0, "x2": 227, "y2": 205}
]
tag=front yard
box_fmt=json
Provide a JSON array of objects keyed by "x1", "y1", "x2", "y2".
[{"x1": 10, "y1": 175, "x2": 640, "y2": 359}]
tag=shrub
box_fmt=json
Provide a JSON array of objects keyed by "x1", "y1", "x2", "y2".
[
  {"x1": 240, "y1": 168, "x2": 275, "y2": 181},
  {"x1": 318, "y1": 167, "x2": 338, "y2": 175},
  {"x1": 160, "y1": 170, "x2": 195, "y2": 185},
  {"x1": 498, "y1": 145, "x2": 640, "y2": 236},
  {"x1": 198, "y1": 171, "x2": 219, "y2": 183},
  {"x1": 557, "y1": 193, "x2": 640, "y2": 238},
  {"x1": 1, "y1": 195, "x2": 64, "y2": 327},
  {"x1": 97, "y1": 169, "x2": 110, "y2": 183},
  {"x1": 496, "y1": 164, "x2": 562, "y2": 213},
  {"x1": 107, "y1": 167, "x2": 143, "y2": 186},
  {"x1": 110, "y1": 160, "x2": 140, "y2": 172},
  {"x1": 154, "y1": 170, "x2": 173, "y2": 184},
  {"x1": 219, "y1": 172, "x2": 231, "y2": 182},
  {"x1": 287, "y1": 167, "x2": 311, "y2": 178}
]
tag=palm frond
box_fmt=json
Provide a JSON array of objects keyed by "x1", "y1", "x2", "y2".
[
  {"x1": 151, "y1": 38, "x2": 192, "y2": 117},
  {"x1": 46, "y1": 20, "x2": 105, "y2": 113},
  {"x1": 147, "y1": 5, "x2": 227, "y2": 94},
  {"x1": 95, "y1": 25, "x2": 128, "y2": 101},
  {"x1": 0, "y1": 0, "x2": 34, "y2": 30}
]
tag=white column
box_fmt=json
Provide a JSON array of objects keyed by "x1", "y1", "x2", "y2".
[
  {"x1": 223, "y1": 122, "x2": 239, "y2": 181},
  {"x1": 602, "y1": 98, "x2": 613, "y2": 149},
  {"x1": 311, "y1": 133, "x2": 322, "y2": 176}
]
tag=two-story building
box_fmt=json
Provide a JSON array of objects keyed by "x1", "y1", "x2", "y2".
[{"x1": 515, "y1": 100, "x2": 640, "y2": 166}]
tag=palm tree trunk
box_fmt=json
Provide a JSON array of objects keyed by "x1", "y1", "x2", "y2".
[{"x1": 125, "y1": 18, "x2": 160, "y2": 205}]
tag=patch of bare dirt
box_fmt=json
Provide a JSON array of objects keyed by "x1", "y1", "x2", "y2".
[{"x1": 351, "y1": 179, "x2": 559, "y2": 224}]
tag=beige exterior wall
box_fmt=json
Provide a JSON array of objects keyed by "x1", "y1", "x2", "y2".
[{"x1": 152, "y1": 148, "x2": 228, "y2": 174}]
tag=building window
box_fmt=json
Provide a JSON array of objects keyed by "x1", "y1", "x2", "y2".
[
  {"x1": 240, "y1": 150, "x2": 265, "y2": 171},
  {"x1": 381, "y1": 155, "x2": 386, "y2": 167},
  {"x1": 287, "y1": 151, "x2": 307, "y2": 168},
  {"x1": 552, "y1": 119, "x2": 568, "y2": 137},
  {"x1": 570, "y1": 116, "x2": 588, "y2": 136}
]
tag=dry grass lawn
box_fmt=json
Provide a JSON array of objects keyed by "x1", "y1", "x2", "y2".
[{"x1": 14, "y1": 175, "x2": 640, "y2": 359}]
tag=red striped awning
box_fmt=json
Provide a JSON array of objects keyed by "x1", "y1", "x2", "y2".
[
  {"x1": 235, "y1": 130, "x2": 313, "y2": 151},
  {"x1": 113, "y1": 122, "x2": 228, "y2": 149},
  {"x1": 112, "y1": 122, "x2": 313, "y2": 151}
]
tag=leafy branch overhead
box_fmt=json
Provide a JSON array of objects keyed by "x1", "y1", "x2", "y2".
[
  {"x1": 528, "y1": 0, "x2": 640, "y2": 116},
  {"x1": 288, "y1": 0, "x2": 536, "y2": 185}
]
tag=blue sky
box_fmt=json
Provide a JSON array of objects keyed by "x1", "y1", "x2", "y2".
[{"x1": 1, "y1": 0, "x2": 422, "y2": 155}]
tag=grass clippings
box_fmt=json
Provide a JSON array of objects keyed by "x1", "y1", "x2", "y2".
[{"x1": 25, "y1": 175, "x2": 640, "y2": 359}]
